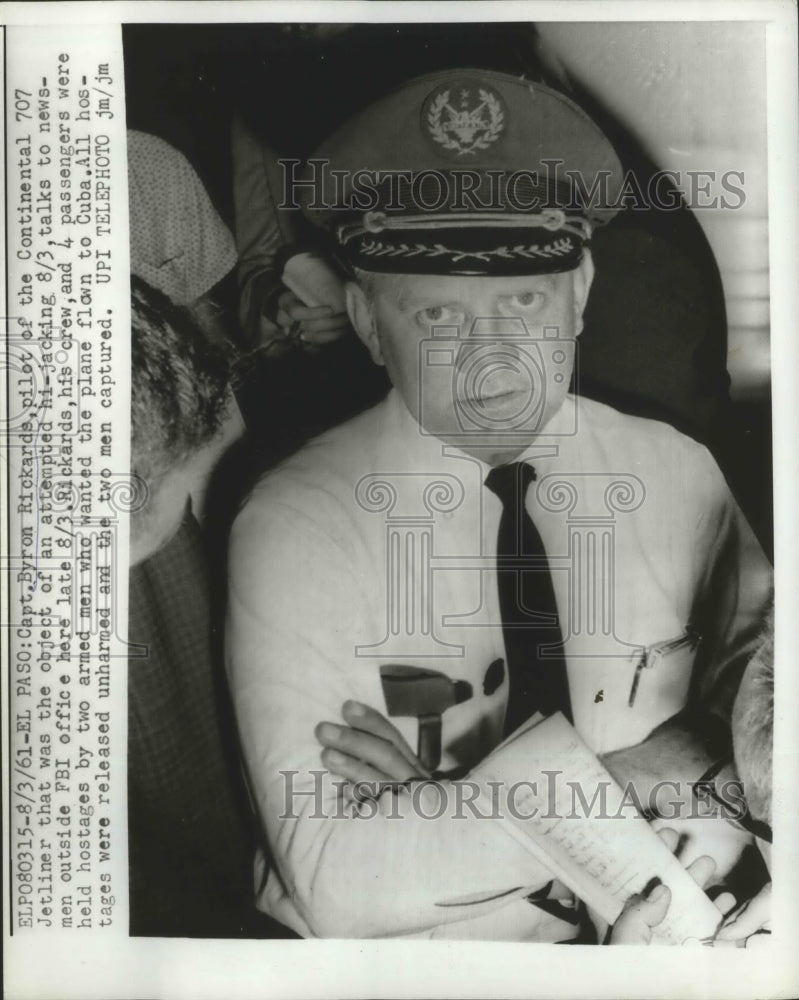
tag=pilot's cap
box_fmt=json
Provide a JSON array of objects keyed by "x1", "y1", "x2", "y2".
[{"x1": 300, "y1": 69, "x2": 624, "y2": 276}]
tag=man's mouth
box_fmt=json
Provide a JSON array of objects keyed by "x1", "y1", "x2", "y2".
[{"x1": 467, "y1": 387, "x2": 526, "y2": 408}]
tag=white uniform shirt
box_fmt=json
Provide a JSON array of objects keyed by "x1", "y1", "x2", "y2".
[{"x1": 227, "y1": 390, "x2": 772, "y2": 939}]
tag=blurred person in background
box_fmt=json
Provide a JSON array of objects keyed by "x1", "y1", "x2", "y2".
[
  {"x1": 128, "y1": 128, "x2": 240, "y2": 350},
  {"x1": 128, "y1": 278, "x2": 293, "y2": 938}
]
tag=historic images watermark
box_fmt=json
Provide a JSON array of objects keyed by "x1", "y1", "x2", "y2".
[
  {"x1": 278, "y1": 769, "x2": 754, "y2": 825},
  {"x1": 278, "y1": 159, "x2": 748, "y2": 214}
]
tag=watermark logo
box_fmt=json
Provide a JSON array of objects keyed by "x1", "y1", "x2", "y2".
[
  {"x1": 354, "y1": 463, "x2": 646, "y2": 660},
  {"x1": 279, "y1": 159, "x2": 748, "y2": 214},
  {"x1": 278, "y1": 769, "x2": 755, "y2": 827},
  {"x1": 418, "y1": 315, "x2": 577, "y2": 445}
]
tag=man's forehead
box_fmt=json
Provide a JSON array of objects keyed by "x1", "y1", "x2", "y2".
[{"x1": 375, "y1": 270, "x2": 569, "y2": 308}]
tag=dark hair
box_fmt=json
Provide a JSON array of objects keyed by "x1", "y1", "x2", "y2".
[{"x1": 131, "y1": 276, "x2": 232, "y2": 489}]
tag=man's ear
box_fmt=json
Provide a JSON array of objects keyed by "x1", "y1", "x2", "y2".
[
  {"x1": 346, "y1": 281, "x2": 384, "y2": 366},
  {"x1": 572, "y1": 249, "x2": 595, "y2": 337}
]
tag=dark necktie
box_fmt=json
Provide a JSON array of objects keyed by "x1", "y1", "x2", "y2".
[{"x1": 484, "y1": 462, "x2": 571, "y2": 735}]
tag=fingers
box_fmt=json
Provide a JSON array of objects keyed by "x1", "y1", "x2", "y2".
[
  {"x1": 274, "y1": 307, "x2": 335, "y2": 330},
  {"x1": 274, "y1": 308, "x2": 293, "y2": 331},
  {"x1": 655, "y1": 827, "x2": 680, "y2": 854},
  {"x1": 715, "y1": 883, "x2": 771, "y2": 941},
  {"x1": 610, "y1": 884, "x2": 671, "y2": 944},
  {"x1": 274, "y1": 291, "x2": 301, "y2": 329},
  {"x1": 275, "y1": 288, "x2": 302, "y2": 316},
  {"x1": 637, "y1": 884, "x2": 672, "y2": 927},
  {"x1": 319, "y1": 747, "x2": 400, "y2": 798},
  {"x1": 713, "y1": 891, "x2": 737, "y2": 917},
  {"x1": 315, "y1": 719, "x2": 426, "y2": 782},
  {"x1": 341, "y1": 701, "x2": 430, "y2": 777},
  {"x1": 278, "y1": 291, "x2": 345, "y2": 323},
  {"x1": 298, "y1": 325, "x2": 350, "y2": 350},
  {"x1": 284, "y1": 302, "x2": 337, "y2": 322},
  {"x1": 298, "y1": 312, "x2": 350, "y2": 335},
  {"x1": 743, "y1": 931, "x2": 771, "y2": 949},
  {"x1": 281, "y1": 296, "x2": 349, "y2": 327},
  {"x1": 685, "y1": 854, "x2": 717, "y2": 891},
  {"x1": 608, "y1": 910, "x2": 649, "y2": 944},
  {"x1": 274, "y1": 303, "x2": 350, "y2": 346}
]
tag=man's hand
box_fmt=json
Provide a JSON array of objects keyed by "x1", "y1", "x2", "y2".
[
  {"x1": 600, "y1": 717, "x2": 714, "y2": 815},
  {"x1": 315, "y1": 701, "x2": 431, "y2": 797},
  {"x1": 274, "y1": 289, "x2": 350, "y2": 349},
  {"x1": 713, "y1": 882, "x2": 771, "y2": 947},
  {"x1": 610, "y1": 883, "x2": 673, "y2": 944},
  {"x1": 609, "y1": 828, "x2": 736, "y2": 944}
]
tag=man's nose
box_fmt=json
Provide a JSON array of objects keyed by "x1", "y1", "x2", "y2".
[
  {"x1": 454, "y1": 316, "x2": 527, "y2": 370},
  {"x1": 464, "y1": 314, "x2": 529, "y2": 342}
]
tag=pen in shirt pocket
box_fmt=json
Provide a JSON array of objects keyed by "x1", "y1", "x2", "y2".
[{"x1": 628, "y1": 628, "x2": 701, "y2": 707}]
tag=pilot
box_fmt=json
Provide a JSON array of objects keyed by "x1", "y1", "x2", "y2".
[{"x1": 226, "y1": 69, "x2": 772, "y2": 940}]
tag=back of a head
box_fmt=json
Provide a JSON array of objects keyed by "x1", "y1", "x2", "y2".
[
  {"x1": 131, "y1": 277, "x2": 233, "y2": 529},
  {"x1": 732, "y1": 603, "x2": 774, "y2": 825}
]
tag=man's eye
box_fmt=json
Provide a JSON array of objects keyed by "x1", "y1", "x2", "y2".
[
  {"x1": 417, "y1": 305, "x2": 461, "y2": 326},
  {"x1": 504, "y1": 291, "x2": 545, "y2": 310}
]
